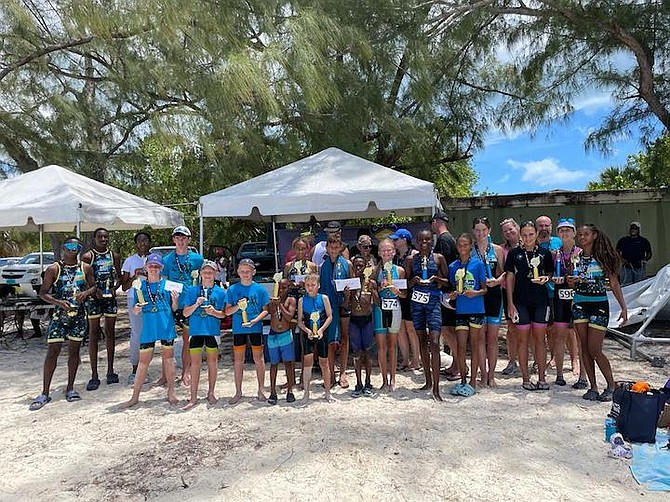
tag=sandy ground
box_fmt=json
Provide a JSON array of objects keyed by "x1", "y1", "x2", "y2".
[{"x1": 1, "y1": 297, "x2": 669, "y2": 502}]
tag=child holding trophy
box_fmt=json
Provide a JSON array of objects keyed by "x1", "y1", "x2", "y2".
[
  {"x1": 224, "y1": 258, "x2": 269, "y2": 405},
  {"x1": 120, "y1": 253, "x2": 180, "y2": 409},
  {"x1": 182, "y1": 260, "x2": 227, "y2": 410},
  {"x1": 448, "y1": 234, "x2": 487, "y2": 397},
  {"x1": 373, "y1": 238, "x2": 407, "y2": 392},
  {"x1": 297, "y1": 274, "x2": 334, "y2": 403},
  {"x1": 504, "y1": 221, "x2": 554, "y2": 391},
  {"x1": 344, "y1": 256, "x2": 376, "y2": 397},
  {"x1": 267, "y1": 279, "x2": 297, "y2": 405}
]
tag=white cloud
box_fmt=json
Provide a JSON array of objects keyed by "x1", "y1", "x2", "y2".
[
  {"x1": 498, "y1": 173, "x2": 511, "y2": 184},
  {"x1": 507, "y1": 158, "x2": 593, "y2": 186}
]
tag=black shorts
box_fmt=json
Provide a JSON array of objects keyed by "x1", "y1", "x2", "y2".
[
  {"x1": 399, "y1": 295, "x2": 412, "y2": 321},
  {"x1": 189, "y1": 335, "x2": 218, "y2": 350},
  {"x1": 483, "y1": 285, "x2": 503, "y2": 321},
  {"x1": 302, "y1": 331, "x2": 328, "y2": 359},
  {"x1": 440, "y1": 304, "x2": 456, "y2": 327},
  {"x1": 516, "y1": 302, "x2": 550, "y2": 326},
  {"x1": 172, "y1": 308, "x2": 190, "y2": 328},
  {"x1": 339, "y1": 305, "x2": 351, "y2": 319},
  {"x1": 140, "y1": 340, "x2": 175, "y2": 350},
  {"x1": 233, "y1": 332, "x2": 263, "y2": 347},
  {"x1": 553, "y1": 287, "x2": 574, "y2": 324}
]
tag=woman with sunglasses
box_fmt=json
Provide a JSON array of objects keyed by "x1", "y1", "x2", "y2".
[
  {"x1": 504, "y1": 221, "x2": 554, "y2": 391},
  {"x1": 499, "y1": 218, "x2": 521, "y2": 376},
  {"x1": 568, "y1": 224, "x2": 627, "y2": 402},
  {"x1": 472, "y1": 217, "x2": 505, "y2": 388},
  {"x1": 550, "y1": 218, "x2": 586, "y2": 388}
]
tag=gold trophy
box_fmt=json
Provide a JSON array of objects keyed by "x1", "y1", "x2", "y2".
[
  {"x1": 191, "y1": 270, "x2": 199, "y2": 286},
  {"x1": 530, "y1": 256, "x2": 541, "y2": 280},
  {"x1": 383, "y1": 261, "x2": 393, "y2": 287},
  {"x1": 310, "y1": 311, "x2": 320, "y2": 338},
  {"x1": 132, "y1": 278, "x2": 148, "y2": 306},
  {"x1": 362, "y1": 267, "x2": 373, "y2": 294},
  {"x1": 455, "y1": 268, "x2": 465, "y2": 294},
  {"x1": 272, "y1": 272, "x2": 283, "y2": 299},
  {"x1": 238, "y1": 298, "x2": 249, "y2": 324}
]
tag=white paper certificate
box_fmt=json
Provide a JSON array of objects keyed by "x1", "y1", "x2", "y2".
[
  {"x1": 335, "y1": 278, "x2": 361, "y2": 291},
  {"x1": 164, "y1": 280, "x2": 184, "y2": 293},
  {"x1": 392, "y1": 279, "x2": 407, "y2": 289}
]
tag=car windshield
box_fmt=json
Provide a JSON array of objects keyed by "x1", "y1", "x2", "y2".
[
  {"x1": 19, "y1": 254, "x2": 53, "y2": 264},
  {"x1": 0, "y1": 258, "x2": 17, "y2": 266}
]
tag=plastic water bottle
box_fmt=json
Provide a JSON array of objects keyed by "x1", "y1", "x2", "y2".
[{"x1": 604, "y1": 417, "x2": 617, "y2": 442}]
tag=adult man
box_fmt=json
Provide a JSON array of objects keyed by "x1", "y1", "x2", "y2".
[
  {"x1": 82, "y1": 228, "x2": 122, "y2": 390},
  {"x1": 120, "y1": 231, "x2": 151, "y2": 385},
  {"x1": 431, "y1": 211, "x2": 458, "y2": 378},
  {"x1": 617, "y1": 221, "x2": 652, "y2": 285},
  {"x1": 162, "y1": 225, "x2": 205, "y2": 385},
  {"x1": 536, "y1": 216, "x2": 562, "y2": 252},
  {"x1": 29, "y1": 237, "x2": 96, "y2": 410}
]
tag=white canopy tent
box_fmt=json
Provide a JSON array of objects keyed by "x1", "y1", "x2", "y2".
[
  {"x1": 0, "y1": 164, "x2": 184, "y2": 233},
  {"x1": 199, "y1": 148, "x2": 441, "y2": 267}
]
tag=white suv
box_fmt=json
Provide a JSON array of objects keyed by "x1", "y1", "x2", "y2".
[{"x1": 0, "y1": 252, "x2": 56, "y2": 297}]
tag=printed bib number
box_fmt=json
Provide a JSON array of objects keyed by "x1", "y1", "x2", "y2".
[
  {"x1": 381, "y1": 298, "x2": 399, "y2": 310},
  {"x1": 558, "y1": 289, "x2": 574, "y2": 300},
  {"x1": 411, "y1": 290, "x2": 430, "y2": 304}
]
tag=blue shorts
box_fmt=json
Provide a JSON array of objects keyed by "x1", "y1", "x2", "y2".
[
  {"x1": 411, "y1": 294, "x2": 442, "y2": 333},
  {"x1": 349, "y1": 315, "x2": 374, "y2": 352},
  {"x1": 268, "y1": 342, "x2": 295, "y2": 364}
]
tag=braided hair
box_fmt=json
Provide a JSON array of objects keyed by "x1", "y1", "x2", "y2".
[{"x1": 581, "y1": 223, "x2": 621, "y2": 277}]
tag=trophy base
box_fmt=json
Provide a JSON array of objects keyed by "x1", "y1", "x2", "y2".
[
  {"x1": 553, "y1": 277, "x2": 565, "y2": 284},
  {"x1": 102, "y1": 294, "x2": 113, "y2": 299},
  {"x1": 136, "y1": 302, "x2": 148, "y2": 307},
  {"x1": 531, "y1": 278, "x2": 543, "y2": 284},
  {"x1": 419, "y1": 279, "x2": 431, "y2": 285}
]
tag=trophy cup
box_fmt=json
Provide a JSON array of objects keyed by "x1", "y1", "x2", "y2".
[
  {"x1": 530, "y1": 256, "x2": 541, "y2": 280},
  {"x1": 310, "y1": 311, "x2": 320, "y2": 338},
  {"x1": 102, "y1": 276, "x2": 113, "y2": 298},
  {"x1": 132, "y1": 278, "x2": 148, "y2": 307},
  {"x1": 383, "y1": 261, "x2": 393, "y2": 287},
  {"x1": 571, "y1": 255, "x2": 580, "y2": 276},
  {"x1": 420, "y1": 256, "x2": 429, "y2": 282},
  {"x1": 191, "y1": 270, "x2": 199, "y2": 286},
  {"x1": 67, "y1": 282, "x2": 78, "y2": 317},
  {"x1": 272, "y1": 272, "x2": 283, "y2": 299},
  {"x1": 455, "y1": 268, "x2": 465, "y2": 294},
  {"x1": 200, "y1": 287, "x2": 210, "y2": 318},
  {"x1": 238, "y1": 298, "x2": 249, "y2": 324},
  {"x1": 362, "y1": 267, "x2": 373, "y2": 295}
]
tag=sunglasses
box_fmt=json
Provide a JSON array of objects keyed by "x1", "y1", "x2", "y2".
[
  {"x1": 64, "y1": 242, "x2": 82, "y2": 252},
  {"x1": 557, "y1": 217, "x2": 575, "y2": 225},
  {"x1": 359, "y1": 244, "x2": 371, "y2": 249}
]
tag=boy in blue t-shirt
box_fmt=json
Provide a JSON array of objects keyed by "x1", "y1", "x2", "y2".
[
  {"x1": 182, "y1": 260, "x2": 227, "y2": 410},
  {"x1": 224, "y1": 258, "x2": 269, "y2": 404},
  {"x1": 120, "y1": 253, "x2": 179, "y2": 409},
  {"x1": 448, "y1": 234, "x2": 487, "y2": 398}
]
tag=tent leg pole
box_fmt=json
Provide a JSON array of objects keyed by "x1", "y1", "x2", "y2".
[
  {"x1": 198, "y1": 203, "x2": 204, "y2": 256},
  {"x1": 272, "y1": 217, "x2": 279, "y2": 272}
]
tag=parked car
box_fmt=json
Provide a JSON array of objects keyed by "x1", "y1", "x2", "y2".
[
  {"x1": 235, "y1": 241, "x2": 276, "y2": 277},
  {"x1": 0, "y1": 252, "x2": 56, "y2": 297}
]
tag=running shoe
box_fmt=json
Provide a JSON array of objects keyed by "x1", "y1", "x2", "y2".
[
  {"x1": 501, "y1": 361, "x2": 518, "y2": 375},
  {"x1": 352, "y1": 384, "x2": 363, "y2": 398},
  {"x1": 582, "y1": 389, "x2": 599, "y2": 401},
  {"x1": 572, "y1": 379, "x2": 588, "y2": 389},
  {"x1": 363, "y1": 387, "x2": 374, "y2": 397},
  {"x1": 597, "y1": 388, "x2": 614, "y2": 402}
]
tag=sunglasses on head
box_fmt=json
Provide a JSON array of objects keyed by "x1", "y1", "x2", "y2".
[
  {"x1": 557, "y1": 217, "x2": 575, "y2": 224},
  {"x1": 64, "y1": 242, "x2": 82, "y2": 252}
]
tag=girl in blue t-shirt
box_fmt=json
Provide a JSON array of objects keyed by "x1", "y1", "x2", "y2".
[{"x1": 448, "y1": 234, "x2": 487, "y2": 397}]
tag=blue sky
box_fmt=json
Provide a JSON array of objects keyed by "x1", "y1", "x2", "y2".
[{"x1": 472, "y1": 96, "x2": 646, "y2": 195}]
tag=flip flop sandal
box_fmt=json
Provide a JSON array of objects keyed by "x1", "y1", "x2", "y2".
[
  {"x1": 106, "y1": 373, "x2": 119, "y2": 385},
  {"x1": 522, "y1": 381, "x2": 539, "y2": 391},
  {"x1": 457, "y1": 384, "x2": 476, "y2": 397},
  {"x1": 450, "y1": 383, "x2": 464, "y2": 396},
  {"x1": 66, "y1": 390, "x2": 82, "y2": 402},
  {"x1": 29, "y1": 394, "x2": 51, "y2": 411},
  {"x1": 536, "y1": 381, "x2": 550, "y2": 391},
  {"x1": 86, "y1": 378, "x2": 100, "y2": 391}
]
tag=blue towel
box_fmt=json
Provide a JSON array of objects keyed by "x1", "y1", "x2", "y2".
[{"x1": 630, "y1": 430, "x2": 670, "y2": 491}]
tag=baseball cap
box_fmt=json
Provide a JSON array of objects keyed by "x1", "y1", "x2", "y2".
[
  {"x1": 630, "y1": 221, "x2": 641, "y2": 230},
  {"x1": 172, "y1": 225, "x2": 191, "y2": 237},
  {"x1": 145, "y1": 253, "x2": 164, "y2": 268},
  {"x1": 432, "y1": 211, "x2": 449, "y2": 224},
  {"x1": 357, "y1": 234, "x2": 372, "y2": 245},
  {"x1": 389, "y1": 228, "x2": 412, "y2": 241},
  {"x1": 200, "y1": 260, "x2": 217, "y2": 271},
  {"x1": 556, "y1": 218, "x2": 576, "y2": 231},
  {"x1": 324, "y1": 221, "x2": 342, "y2": 233},
  {"x1": 237, "y1": 258, "x2": 256, "y2": 270}
]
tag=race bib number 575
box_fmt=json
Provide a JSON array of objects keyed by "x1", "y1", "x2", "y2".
[{"x1": 411, "y1": 290, "x2": 430, "y2": 304}]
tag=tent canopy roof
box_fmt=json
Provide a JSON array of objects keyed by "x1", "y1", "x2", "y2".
[
  {"x1": 199, "y1": 148, "x2": 438, "y2": 223},
  {"x1": 0, "y1": 165, "x2": 184, "y2": 232}
]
